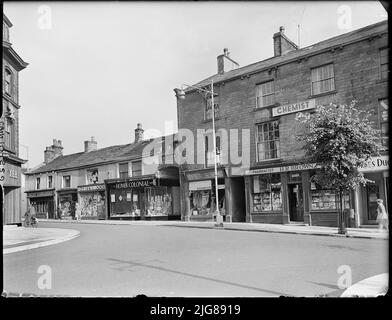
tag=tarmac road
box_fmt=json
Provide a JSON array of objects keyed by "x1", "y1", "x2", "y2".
[{"x1": 3, "y1": 222, "x2": 388, "y2": 297}]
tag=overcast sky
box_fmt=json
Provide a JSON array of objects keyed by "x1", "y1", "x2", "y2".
[{"x1": 3, "y1": 1, "x2": 387, "y2": 167}]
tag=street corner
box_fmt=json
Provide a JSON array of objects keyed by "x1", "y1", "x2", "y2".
[{"x1": 3, "y1": 227, "x2": 80, "y2": 255}]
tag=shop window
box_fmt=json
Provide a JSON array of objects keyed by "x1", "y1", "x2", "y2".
[
  {"x1": 310, "y1": 186, "x2": 350, "y2": 211},
  {"x1": 252, "y1": 174, "x2": 282, "y2": 212},
  {"x1": 36, "y1": 177, "x2": 41, "y2": 190},
  {"x1": 205, "y1": 96, "x2": 219, "y2": 120},
  {"x1": 132, "y1": 160, "x2": 142, "y2": 177},
  {"x1": 256, "y1": 120, "x2": 280, "y2": 161},
  {"x1": 311, "y1": 63, "x2": 335, "y2": 95},
  {"x1": 31, "y1": 200, "x2": 48, "y2": 213},
  {"x1": 379, "y1": 98, "x2": 388, "y2": 149},
  {"x1": 62, "y1": 175, "x2": 71, "y2": 188},
  {"x1": 380, "y1": 48, "x2": 388, "y2": 80},
  {"x1": 256, "y1": 80, "x2": 275, "y2": 108},
  {"x1": 4, "y1": 68, "x2": 12, "y2": 96},
  {"x1": 190, "y1": 190, "x2": 212, "y2": 215},
  {"x1": 86, "y1": 168, "x2": 99, "y2": 184},
  {"x1": 48, "y1": 176, "x2": 53, "y2": 189},
  {"x1": 118, "y1": 163, "x2": 129, "y2": 179},
  {"x1": 145, "y1": 187, "x2": 173, "y2": 216}
]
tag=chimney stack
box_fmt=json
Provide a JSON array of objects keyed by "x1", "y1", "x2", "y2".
[
  {"x1": 273, "y1": 26, "x2": 298, "y2": 57},
  {"x1": 217, "y1": 48, "x2": 239, "y2": 74},
  {"x1": 44, "y1": 139, "x2": 63, "y2": 164},
  {"x1": 134, "y1": 123, "x2": 144, "y2": 143},
  {"x1": 84, "y1": 136, "x2": 97, "y2": 152}
]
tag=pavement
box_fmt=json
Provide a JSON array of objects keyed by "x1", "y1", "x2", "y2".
[
  {"x1": 340, "y1": 273, "x2": 389, "y2": 297},
  {"x1": 35, "y1": 218, "x2": 389, "y2": 240},
  {"x1": 3, "y1": 225, "x2": 80, "y2": 254}
]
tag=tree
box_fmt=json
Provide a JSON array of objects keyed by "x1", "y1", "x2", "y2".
[{"x1": 295, "y1": 100, "x2": 384, "y2": 234}]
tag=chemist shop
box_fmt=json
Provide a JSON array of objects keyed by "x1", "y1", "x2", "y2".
[
  {"x1": 77, "y1": 184, "x2": 106, "y2": 220},
  {"x1": 106, "y1": 168, "x2": 181, "y2": 220},
  {"x1": 245, "y1": 162, "x2": 352, "y2": 227}
]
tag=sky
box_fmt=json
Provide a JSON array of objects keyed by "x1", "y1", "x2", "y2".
[{"x1": 3, "y1": 1, "x2": 387, "y2": 167}]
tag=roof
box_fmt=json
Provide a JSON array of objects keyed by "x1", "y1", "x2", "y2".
[
  {"x1": 3, "y1": 13, "x2": 13, "y2": 27},
  {"x1": 189, "y1": 20, "x2": 388, "y2": 90},
  {"x1": 27, "y1": 134, "x2": 177, "y2": 175}
]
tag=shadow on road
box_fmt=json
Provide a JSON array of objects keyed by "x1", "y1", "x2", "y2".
[{"x1": 107, "y1": 257, "x2": 285, "y2": 296}]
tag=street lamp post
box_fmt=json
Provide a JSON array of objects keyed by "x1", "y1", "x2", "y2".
[{"x1": 175, "y1": 80, "x2": 224, "y2": 228}]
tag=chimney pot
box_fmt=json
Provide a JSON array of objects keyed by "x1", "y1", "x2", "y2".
[{"x1": 279, "y1": 26, "x2": 285, "y2": 33}]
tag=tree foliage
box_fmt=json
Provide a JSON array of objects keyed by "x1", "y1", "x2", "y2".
[{"x1": 295, "y1": 100, "x2": 383, "y2": 191}]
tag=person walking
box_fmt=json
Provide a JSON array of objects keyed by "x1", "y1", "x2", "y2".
[{"x1": 376, "y1": 199, "x2": 388, "y2": 232}]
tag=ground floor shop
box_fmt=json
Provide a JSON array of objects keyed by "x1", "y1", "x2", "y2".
[
  {"x1": 244, "y1": 157, "x2": 389, "y2": 227},
  {"x1": 57, "y1": 189, "x2": 78, "y2": 219},
  {"x1": 77, "y1": 184, "x2": 106, "y2": 220},
  {"x1": 106, "y1": 168, "x2": 181, "y2": 220},
  {"x1": 180, "y1": 168, "x2": 246, "y2": 222},
  {"x1": 26, "y1": 189, "x2": 56, "y2": 219}
]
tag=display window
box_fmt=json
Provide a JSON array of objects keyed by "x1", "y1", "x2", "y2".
[
  {"x1": 310, "y1": 189, "x2": 349, "y2": 210},
  {"x1": 80, "y1": 192, "x2": 104, "y2": 218},
  {"x1": 190, "y1": 190, "x2": 212, "y2": 215},
  {"x1": 252, "y1": 173, "x2": 282, "y2": 212},
  {"x1": 110, "y1": 189, "x2": 142, "y2": 217}
]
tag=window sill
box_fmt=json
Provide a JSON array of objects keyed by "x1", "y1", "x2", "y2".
[
  {"x1": 254, "y1": 158, "x2": 282, "y2": 164},
  {"x1": 308, "y1": 90, "x2": 337, "y2": 99},
  {"x1": 201, "y1": 117, "x2": 221, "y2": 123},
  {"x1": 376, "y1": 78, "x2": 388, "y2": 84},
  {"x1": 253, "y1": 102, "x2": 280, "y2": 112},
  {"x1": 251, "y1": 211, "x2": 283, "y2": 215}
]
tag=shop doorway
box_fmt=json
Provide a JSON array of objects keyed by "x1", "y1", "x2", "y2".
[
  {"x1": 288, "y1": 183, "x2": 304, "y2": 222},
  {"x1": 366, "y1": 183, "x2": 379, "y2": 222}
]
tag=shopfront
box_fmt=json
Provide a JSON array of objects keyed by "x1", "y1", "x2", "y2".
[
  {"x1": 245, "y1": 162, "x2": 351, "y2": 226},
  {"x1": 77, "y1": 184, "x2": 106, "y2": 220},
  {"x1": 57, "y1": 189, "x2": 78, "y2": 219},
  {"x1": 26, "y1": 189, "x2": 56, "y2": 219},
  {"x1": 106, "y1": 170, "x2": 181, "y2": 220}
]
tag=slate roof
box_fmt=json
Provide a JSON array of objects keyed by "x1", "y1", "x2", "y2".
[
  {"x1": 27, "y1": 134, "x2": 177, "y2": 175},
  {"x1": 189, "y1": 20, "x2": 388, "y2": 90}
]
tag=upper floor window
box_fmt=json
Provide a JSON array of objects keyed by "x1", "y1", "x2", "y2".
[
  {"x1": 205, "y1": 96, "x2": 219, "y2": 121},
  {"x1": 380, "y1": 48, "x2": 388, "y2": 80},
  {"x1": 3, "y1": 23, "x2": 9, "y2": 42},
  {"x1": 119, "y1": 163, "x2": 129, "y2": 179},
  {"x1": 256, "y1": 80, "x2": 275, "y2": 108},
  {"x1": 86, "y1": 168, "x2": 98, "y2": 184},
  {"x1": 62, "y1": 175, "x2": 71, "y2": 188},
  {"x1": 132, "y1": 160, "x2": 142, "y2": 177},
  {"x1": 379, "y1": 98, "x2": 388, "y2": 149},
  {"x1": 48, "y1": 176, "x2": 53, "y2": 189},
  {"x1": 311, "y1": 64, "x2": 335, "y2": 96},
  {"x1": 204, "y1": 134, "x2": 221, "y2": 167},
  {"x1": 256, "y1": 120, "x2": 280, "y2": 161},
  {"x1": 36, "y1": 177, "x2": 41, "y2": 190},
  {"x1": 5, "y1": 68, "x2": 12, "y2": 95}
]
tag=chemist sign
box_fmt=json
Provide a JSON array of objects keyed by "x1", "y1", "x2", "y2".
[{"x1": 272, "y1": 99, "x2": 316, "y2": 117}]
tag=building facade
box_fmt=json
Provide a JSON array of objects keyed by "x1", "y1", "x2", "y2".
[
  {"x1": 25, "y1": 125, "x2": 181, "y2": 221},
  {"x1": 175, "y1": 21, "x2": 388, "y2": 227},
  {"x1": 1, "y1": 14, "x2": 28, "y2": 225}
]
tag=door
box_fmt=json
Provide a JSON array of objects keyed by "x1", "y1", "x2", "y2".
[
  {"x1": 366, "y1": 183, "x2": 379, "y2": 222},
  {"x1": 288, "y1": 183, "x2": 304, "y2": 222}
]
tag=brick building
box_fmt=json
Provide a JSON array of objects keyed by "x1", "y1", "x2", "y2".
[
  {"x1": 174, "y1": 20, "x2": 388, "y2": 227},
  {"x1": 25, "y1": 125, "x2": 181, "y2": 221},
  {"x1": 1, "y1": 13, "x2": 28, "y2": 225}
]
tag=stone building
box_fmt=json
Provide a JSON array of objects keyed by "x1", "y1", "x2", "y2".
[
  {"x1": 174, "y1": 21, "x2": 388, "y2": 227},
  {"x1": 1, "y1": 13, "x2": 28, "y2": 225},
  {"x1": 25, "y1": 125, "x2": 181, "y2": 221}
]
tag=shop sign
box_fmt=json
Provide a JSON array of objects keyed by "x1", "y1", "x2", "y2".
[
  {"x1": 358, "y1": 156, "x2": 389, "y2": 172},
  {"x1": 26, "y1": 190, "x2": 55, "y2": 198},
  {"x1": 189, "y1": 180, "x2": 212, "y2": 191},
  {"x1": 111, "y1": 178, "x2": 157, "y2": 189},
  {"x1": 0, "y1": 160, "x2": 21, "y2": 186},
  {"x1": 245, "y1": 163, "x2": 320, "y2": 175},
  {"x1": 272, "y1": 99, "x2": 315, "y2": 117},
  {"x1": 78, "y1": 184, "x2": 105, "y2": 192}
]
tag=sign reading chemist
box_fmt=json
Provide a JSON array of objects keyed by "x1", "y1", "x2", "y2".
[{"x1": 272, "y1": 99, "x2": 315, "y2": 117}]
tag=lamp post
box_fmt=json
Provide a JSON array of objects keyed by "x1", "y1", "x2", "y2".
[{"x1": 175, "y1": 80, "x2": 224, "y2": 228}]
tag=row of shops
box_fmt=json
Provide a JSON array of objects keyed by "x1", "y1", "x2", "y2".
[
  {"x1": 181, "y1": 155, "x2": 389, "y2": 227},
  {"x1": 26, "y1": 167, "x2": 181, "y2": 221}
]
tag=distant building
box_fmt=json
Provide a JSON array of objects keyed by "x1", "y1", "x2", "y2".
[
  {"x1": 174, "y1": 21, "x2": 388, "y2": 227},
  {"x1": 1, "y1": 13, "x2": 28, "y2": 225},
  {"x1": 25, "y1": 125, "x2": 181, "y2": 221}
]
